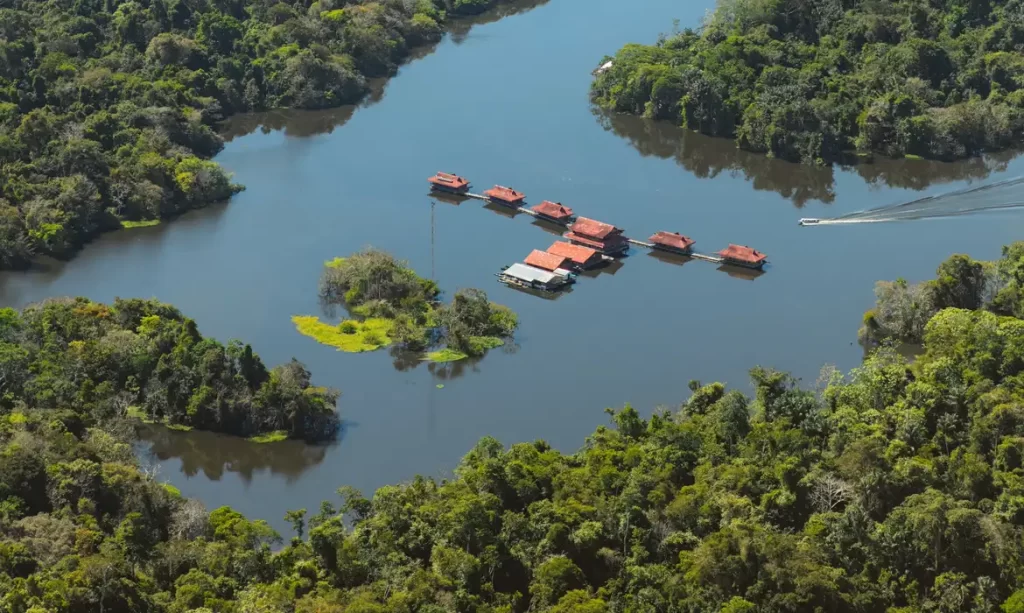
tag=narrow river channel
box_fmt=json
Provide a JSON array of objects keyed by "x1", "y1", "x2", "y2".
[{"x1": 0, "y1": 0, "x2": 1021, "y2": 533}]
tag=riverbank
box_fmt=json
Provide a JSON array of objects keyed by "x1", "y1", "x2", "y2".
[
  {"x1": 592, "y1": 0, "x2": 1024, "y2": 165},
  {"x1": 0, "y1": 0, "x2": 550, "y2": 271},
  {"x1": 7, "y1": 243, "x2": 1024, "y2": 609}
]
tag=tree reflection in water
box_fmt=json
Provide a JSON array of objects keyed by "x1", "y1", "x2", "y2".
[
  {"x1": 220, "y1": 0, "x2": 551, "y2": 142},
  {"x1": 136, "y1": 425, "x2": 334, "y2": 483},
  {"x1": 596, "y1": 111, "x2": 1022, "y2": 208}
]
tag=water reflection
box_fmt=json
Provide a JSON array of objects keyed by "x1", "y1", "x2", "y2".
[
  {"x1": 646, "y1": 250, "x2": 694, "y2": 268},
  {"x1": 220, "y1": 0, "x2": 551, "y2": 142},
  {"x1": 718, "y1": 264, "x2": 766, "y2": 282},
  {"x1": 137, "y1": 425, "x2": 332, "y2": 483},
  {"x1": 597, "y1": 111, "x2": 1023, "y2": 207}
]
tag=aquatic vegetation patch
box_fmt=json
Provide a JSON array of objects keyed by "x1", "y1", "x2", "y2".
[
  {"x1": 292, "y1": 315, "x2": 394, "y2": 352},
  {"x1": 248, "y1": 430, "x2": 290, "y2": 443},
  {"x1": 121, "y1": 219, "x2": 162, "y2": 229},
  {"x1": 424, "y1": 348, "x2": 469, "y2": 363}
]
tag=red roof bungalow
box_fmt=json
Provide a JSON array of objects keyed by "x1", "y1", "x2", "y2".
[
  {"x1": 484, "y1": 185, "x2": 526, "y2": 207},
  {"x1": 546, "y1": 241, "x2": 604, "y2": 270},
  {"x1": 427, "y1": 172, "x2": 470, "y2": 194},
  {"x1": 566, "y1": 217, "x2": 628, "y2": 256},
  {"x1": 649, "y1": 231, "x2": 695, "y2": 255},
  {"x1": 531, "y1": 201, "x2": 575, "y2": 224},
  {"x1": 717, "y1": 244, "x2": 768, "y2": 269},
  {"x1": 525, "y1": 249, "x2": 573, "y2": 273}
]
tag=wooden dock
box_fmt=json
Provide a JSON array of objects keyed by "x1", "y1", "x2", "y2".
[
  {"x1": 467, "y1": 192, "x2": 545, "y2": 219},
  {"x1": 625, "y1": 238, "x2": 724, "y2": 263}
]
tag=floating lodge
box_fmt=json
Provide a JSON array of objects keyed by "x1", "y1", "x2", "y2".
[
  {"x1": 525, "y1": 249, "x2": 574, "y2": 275},
  {"x1": 484, "y1": 185, "x2": 526, "y2": 207},
  {"x1": 498, "y1": 263, "x2": 575, "y2": 292},
  {"x1": 428, "y1": 172, "x2": 769, "y2": 291},
  {"x1": 566, "y1": 217, "x2": 629, "y2": 256},
  {"x1": 427, "y1": 172, "x2": 470, "y2": 194},
  {"x1": 717, "y1": 244, "x2": 768, "y2": 270},
  {"x1": 546, "y1": 241, "x2": 605, "y2": 270},
  {"x1": 649, "y1": 231, "x2": 695, "y2": 256},
  {"x1": 531, "y1": 201, "x2": 575, "y2": 224}
]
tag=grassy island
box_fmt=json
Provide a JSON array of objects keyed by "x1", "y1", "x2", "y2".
[
  {"x1": 0, "y1": 0, "x2": 535, "y2": 270},
  {"x1": 0, "y1": 297, "x2": 338, "y2": 442},
  {"x1": 593, "y1": 0, "x2": 1024, "y2": 164},
  {"x1": 294, "y1": 249, "x2": 517, "y2": 361},
  {"x1": 5, "y1": 241, "x2": 1024, "y2": 610}
]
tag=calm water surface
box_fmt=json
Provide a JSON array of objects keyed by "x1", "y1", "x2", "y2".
[{"x1": 3, "y1": 0, "x2": 1023, "y2": 532}]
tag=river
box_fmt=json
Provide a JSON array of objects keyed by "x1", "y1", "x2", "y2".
[{"x1": 1, "y1": 0, "x2": 1022, "y2": 533}]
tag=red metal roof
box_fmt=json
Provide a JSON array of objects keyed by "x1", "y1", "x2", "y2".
[
  {"x1": 484, "y1": 185, "x2": 525, "y2": 204},
  {"x1": 649, "y1": 231, "x2": 695, "y2": 251},
  {"x1": 531, "y1": 200, "x2": 574, "y2": 220},
  {"x1": 427, "y1": 172, "x2": 469, "y2": 188},
  {"x1": 717, "y1": 244, "x2": 767, "y2": 264},
  {"x1": 525, "y1": 249, "x2": 572, "y2": 271},
  {"x1": 547, "y1": 241, "x2": 600, "y2": 265},
  {"x1": 569, "y1": 217, "x2": 621, "y2": 239}
]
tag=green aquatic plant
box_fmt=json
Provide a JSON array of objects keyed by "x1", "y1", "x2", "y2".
[
  {"x1": 120, "y1": 219, "x2": 162, "y2": 229},
  {"x1": 424, "y1": 348, "x2": 469, "y2": 363},
  {"x1": 248, "y1": 430, "x2": 290, "y2": 444},
  {"x1": 291, "y1": 315, "x2": 394, "y2": 352}
]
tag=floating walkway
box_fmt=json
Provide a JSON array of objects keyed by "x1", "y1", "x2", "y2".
[{"x1": 426, "y1": 172, "x2": 767, "y2": 295}]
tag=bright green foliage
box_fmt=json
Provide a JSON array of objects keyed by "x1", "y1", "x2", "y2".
[
  {"x1": 0, "y1": 297, "x2": 338, "y2": 441},
  {"x1": 593, "y1": 0, "x2": 1024, "y2": 164},
  {"x1": 862, "y1": 243, "x2": 1010, "y2": 344},
  {"x1": 291, "y1": 315, "x2": 394, "y2": 353},
  {"x1": 0, "y1": 0, "x2": 522, "y2": 270},
  {"x1": 314, "y1": 249, "x2": 517, "y2": 359},
  {"x1": 10, "y1": 297, "x2": 1024, "y2": 611}
]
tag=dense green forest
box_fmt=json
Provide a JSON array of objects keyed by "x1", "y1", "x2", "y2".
[
  {"x1": 4, "y1": 248, "x2": 1024, "y2": 611},
  {"x1": 0, "y1": 297, "x2": 339, "y2": 441},
  {"x1": 592, "y1": 0, "x2": 1024, "y2": 164},
  {"x1": 0, "y1": 0, "x2": 518, "y2": 270},
  {"x1": 863, "y1": 241, "x2": 1024, "y2": 344}
]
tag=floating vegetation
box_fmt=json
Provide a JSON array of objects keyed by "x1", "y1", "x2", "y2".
[
  {"x1": 292, "y1": 315, "x2": 394, "y2": 352},
  {"x1": 425, "y1": 348, "x2": 469, "y2": 363},
  {"x1": 121, "y1": 219, "x2": 162, "y2": 229},
  {"x1": 300, "y1": 249, "x2": 519, "y2": 364},
  {"x1": 165, "y1": 423, "x2": 194, "y2": 432},
  {"x1": 248, "y1": 430, "x2": 289, "y2": 443}
]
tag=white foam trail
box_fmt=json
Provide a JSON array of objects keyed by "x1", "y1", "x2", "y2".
[{"x1": 805, "y1": 176, "x2": 1024, "y2": 225}]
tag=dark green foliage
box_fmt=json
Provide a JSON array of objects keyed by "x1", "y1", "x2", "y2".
[
  {"x1": 437, "y1": 288, "x2": 519, "y2": 356},
  {"x1": 593, "y1": 0, "x2": 1024, "y2": 164},
  {"x1": 0, "y1": 297, "x2": 338, "y2": 441},
  {"x1": 0, "y1": 0, "x2": 521, "y2": 270},
  {"x1": 4, "y1": 251, "x2": 1024, "y2": 610}
]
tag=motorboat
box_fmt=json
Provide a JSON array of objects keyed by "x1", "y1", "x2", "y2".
[{"x1": 798, "y1": 218, "x2": 820, "y2": 226}]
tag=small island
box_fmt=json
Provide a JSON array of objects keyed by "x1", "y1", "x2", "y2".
[
  {"x1": 592, "y1": 0, "x2": 1024, "y2": 164},
  {"x1": 293, "y1": 249, "x2": 518, "y2": 362}
]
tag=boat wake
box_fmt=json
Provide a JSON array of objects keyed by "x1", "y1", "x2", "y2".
[{"x1": 801, "y1": 175, "x2": 1024, "y2": 226}]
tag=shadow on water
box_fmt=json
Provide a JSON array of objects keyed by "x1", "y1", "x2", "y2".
[
  {"x1": 136, "y1": 425, "x2": 335, "y2": 483},
  {"x1": 646, "y1": 250, "x2": 694, "y2": 268},
  {"x1": 220, "y1": 0, "x2": 551, "y2": 142},
  {"x1": 596, "y1": 111, "x2": 1024, "y2": 207},
  {"x1": 718, "y1": 264, "x2": 766, "y2": 281},
  {"x1": 531, "y1": 218, "x2": 570, "y2": 237},
  {"x1": 579, "y1": 258, "x2": 625, "y2": 278}
]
